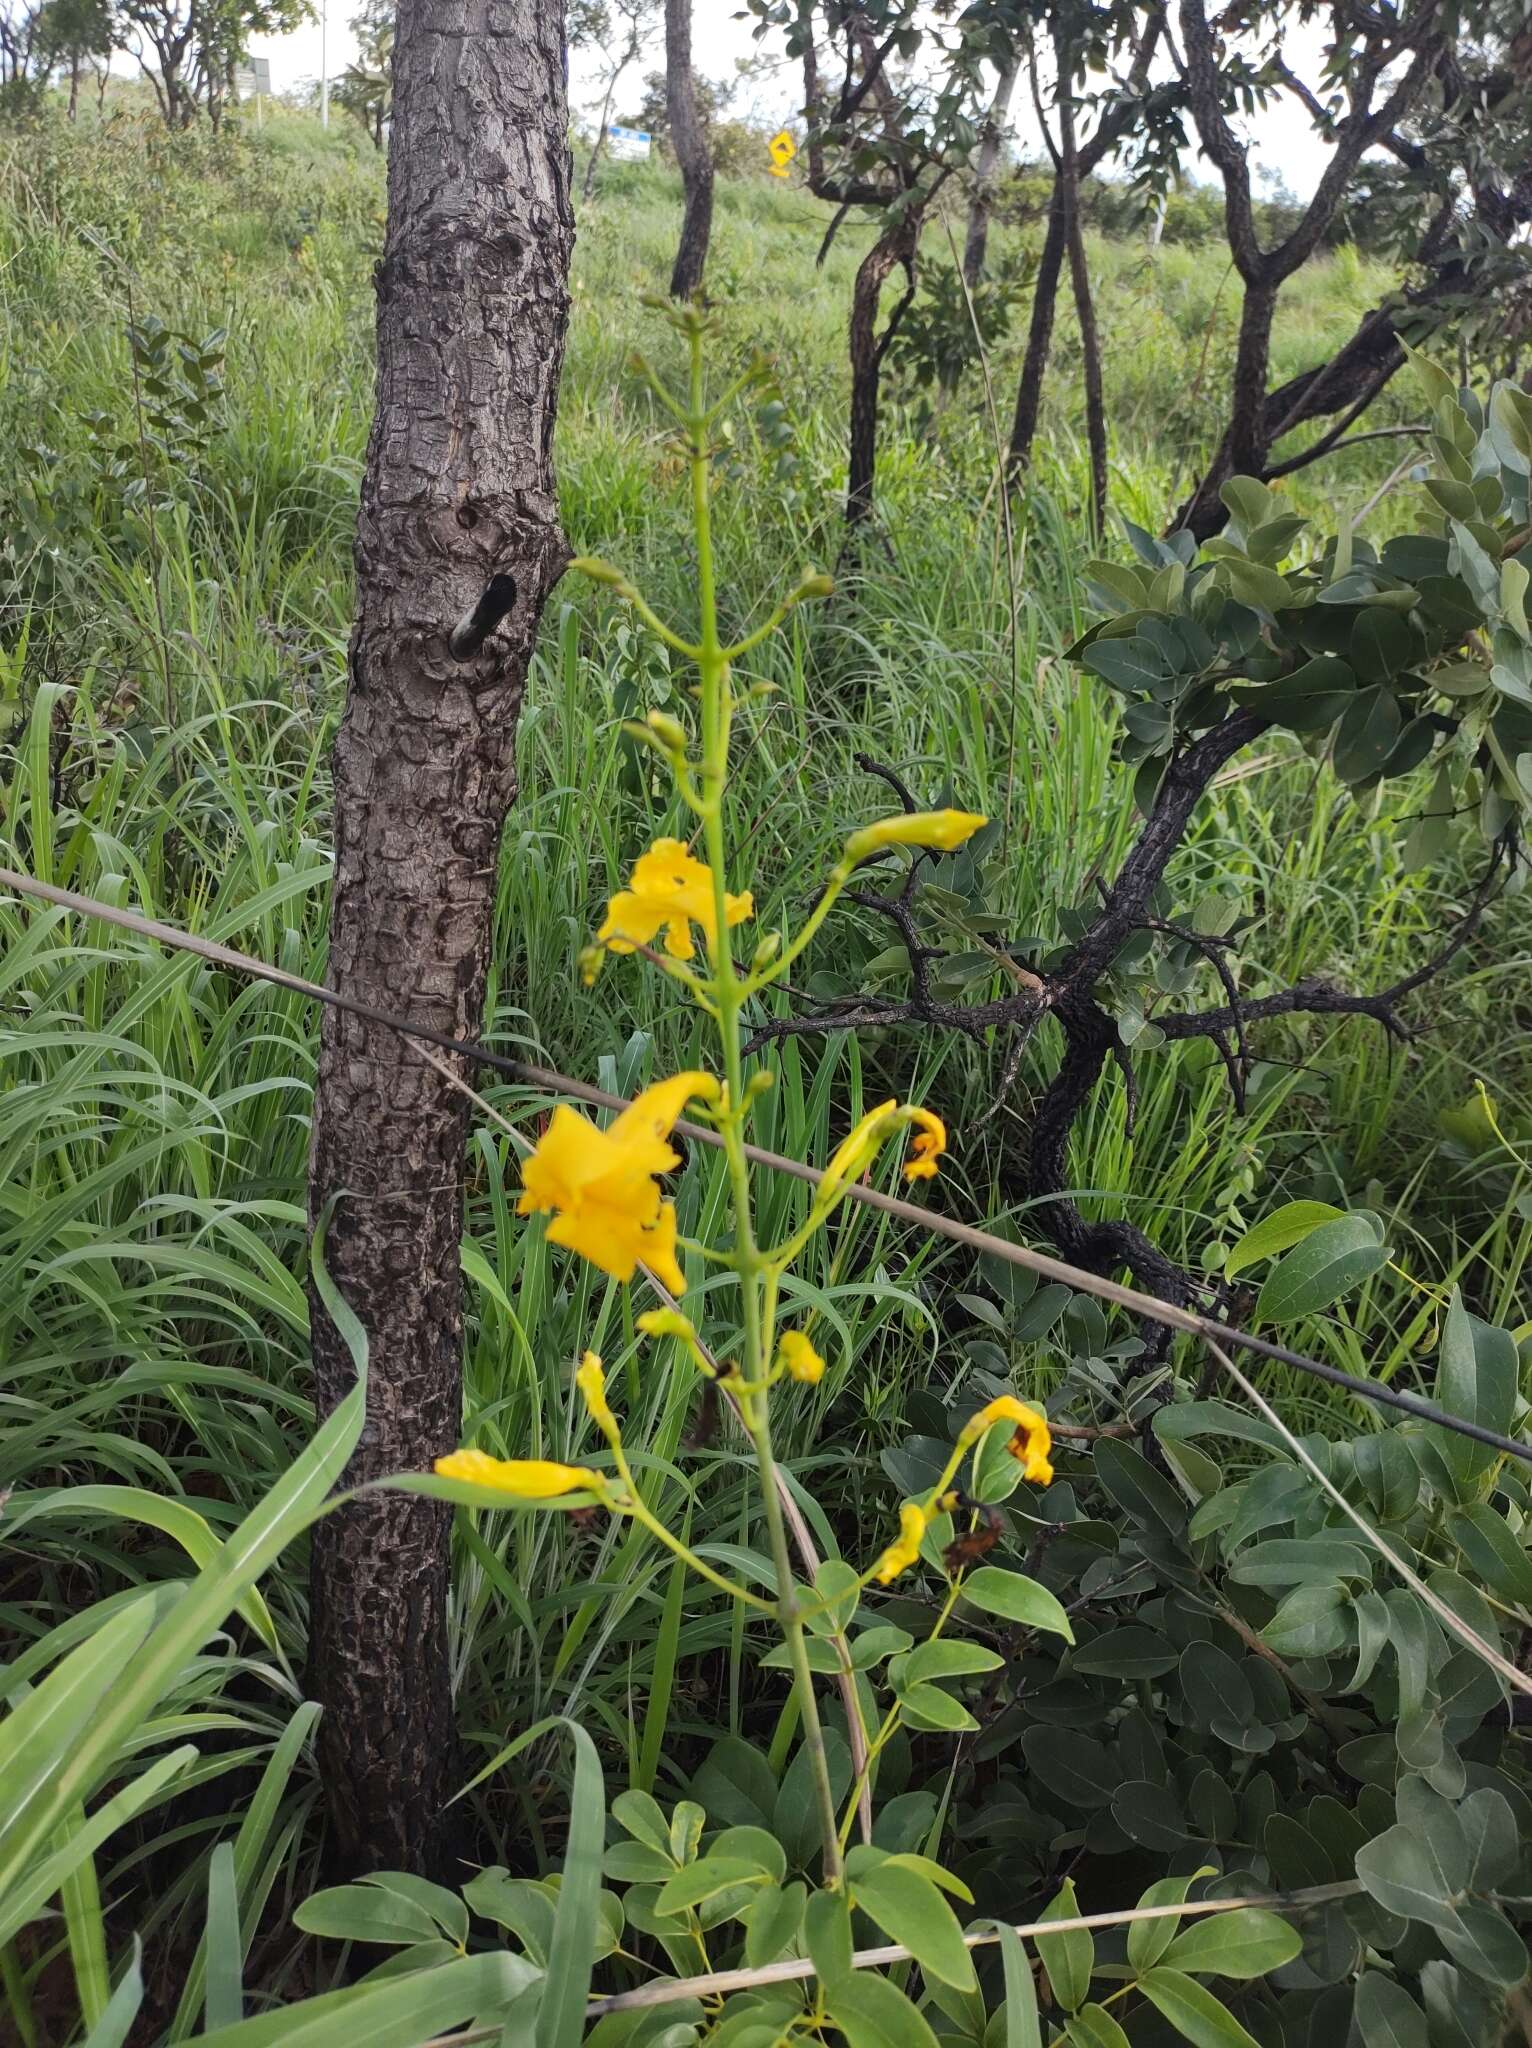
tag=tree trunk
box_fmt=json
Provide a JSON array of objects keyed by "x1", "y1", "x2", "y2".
[
  {"x1": 1174, "y1": 278, "x2": 1276, "y2": 538},
  {"x1": 665, "y1": 0, "x2": 712, "y2": 298},
  {"x1": 1005, "y1": 182, "x2": 1067, "y2": 478},
  {"x1": 68, "y1": 54, "x2": 80, "y2": 118},
  {"x1": 1056, "y1": 56, "x2": 1107, "y2": 535},
  {"x1": 962, "y1": 50, "x2": 1019, "y2": 287},
  {"x1": 844, "y1": 206, "x2": 920, "y2": 533},
  {"x1": 306, "y1": 0, "x2": 574, "y2": 1879}
]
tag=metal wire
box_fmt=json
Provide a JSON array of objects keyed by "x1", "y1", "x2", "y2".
[{"x1": 3, "y1": 863, "x2": 1528, "y2": 1466}]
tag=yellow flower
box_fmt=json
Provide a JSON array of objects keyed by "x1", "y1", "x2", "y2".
[
  {"x1": 844, "y1": 810, "x2": 987, "y2": 865},
  {"x1": 819, "y1": 1100, "x2": 948, "y2": 1193},
  {"x1": 434, "y1": 1448, "x2": 605, "y2": 1500},
  {"x1": 821, "y1": 1099, "x2": 900, "y2": 1191},
  {"x1": 961, "y1": 1395, "x2": 1054, "y2": 1487},
  {"x1": 778, "y1": 1330, "x2": 826, "y2": 1384},
  {"x1": 518, "y1": 1072, "x2": 718, "y2": 1291},
  {"x1": 874, "y1": 1502, "x2": 929, "y2": 1585},
  {"x1": 576, "y1": 1350, "x2": 616, "y2": 1436},
  {"x1": 903, "y1": 1107, "x2": 947, "y2": 1182},
  {"x1": 637, "y1": 1307, "x2": 697, "y2": 1344},
  {"x1": 597, "y1": 838, "x2": 754, "y2": 962}
]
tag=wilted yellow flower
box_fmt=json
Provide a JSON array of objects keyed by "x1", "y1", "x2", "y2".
[
  {"x1": 597, "y1": 838, "x2": 754, "y2": 962},
  {"x1": 844, "y1": 810, "x2": 987, "y2": 865},
  {"x1": 576, "y1": 1350, "x2": 615, "y2": 1436},
  {"x1": 821, "y1": 1099, "x2": 900, "y2": 1190},
  {"x1": 903, "y1": 1107, "x2": 947, "y2": 1182},
  {"x1": 518, "y1": 1072, "x2": 717, "y2": 1292},
  {"x1": 820, "y1": 1099, "x2": 948, "y2": 1193},
  {"x1": 961, "y1": 1395, "x2": 1053, "y2": 1487},
  {"x1": 874, "y1": 1502, "x2": 929, "y2": 1585},
  {"x1": 778, "y1": 1330, "x2": 825, "y2": 1384},
  {"x1": 434, "y1": 1449, "x2": 605, "y2": 1500}
]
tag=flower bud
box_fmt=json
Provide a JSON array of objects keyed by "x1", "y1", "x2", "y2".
[
  {"x1": 844, "y1": 809, "x2": 987, "y2": 865},
  {"x1": 569, "y1": 555, "x2": 627, "y2": 588},
  {"x1": 750, "y1": 930, "x2": 783, "y2": 971},
  {"x1": 795, "y1": 570, "x2": 834, "y2": 601},
  {"x1": 645, "y1": 709, "x2": 688, "y2": 752}
]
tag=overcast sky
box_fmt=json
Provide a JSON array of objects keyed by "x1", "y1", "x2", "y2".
[{"x1": 250, "y1": 4, "x2": 1338, "y2": 199}]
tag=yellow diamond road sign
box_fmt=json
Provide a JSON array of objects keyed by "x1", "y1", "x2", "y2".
[{"x1": 767, "y1": 129, "x2": 796, "y2": 177}]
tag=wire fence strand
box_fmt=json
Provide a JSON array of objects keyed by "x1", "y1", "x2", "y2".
[{"x1": 2, "y1": 863, "x2": 1528, "y2": 1465}]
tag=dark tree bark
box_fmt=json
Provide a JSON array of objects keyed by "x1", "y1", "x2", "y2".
[
  {"x1": 665, "y1": 0, "x2": 712, "y2": 299},
  {"x1": 1173, "y1": 0, "x2": 1446, "y2": 537},
  {"x1": 1004, "y1": 23, "x2": 1163, "y2": 486},
  {"x1": 1006, "y1": 183, "x2": 1068, "y2": 477},
  {"x1": 844, "y1": 206, "x2": 920, "y2": 533},
  {"x1": 962, "y1": 50, "x2": 1019, "y2": 287},
  {"x1": 1055, "y1": 40, "x2": 1108, "y2": 535},
  {"x1": 306, "y1": 0, "x2": 574, "y2": 1879}
]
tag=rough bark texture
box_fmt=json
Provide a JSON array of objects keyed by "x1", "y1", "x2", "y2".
[
  {"x1": 665, "y1": 0, "x2": 712, "y2": 299},
  {"x1": 1006, "y1": 182, "x2": 1067, "y2": 478},
  {"x1": 844, "y1": 206, "x2": 920, "y2": 532},
  {"x1": 306, "y1": 0, "x2": 573, "y2": 1879}
]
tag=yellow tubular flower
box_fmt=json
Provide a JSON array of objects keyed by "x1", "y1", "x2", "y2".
[
  {"x1": 903, "y1": 1107, "x2": 947, "y2": 1183},
  {"x1": 576, "y1": 1350, "x2": 616, "y2": 1437},
  {"x1": 517, "y1": 1072, "x2": 717, "y2": 1288},
  {"x1": 778, "y1": 1330, "x2": 826, "y2": 1384},
  {"x1": 961, "y1": 1395, "x2": 1054, "y2": 1488},
  {"x1": 874, "y1": 1502, "x2": 929, "y2": 1585},
  {"x1": 597, "y1": 838, "x2": 754, "y2": 962},
  {"x1": 821, "y1": 1099, "x2": 899, "y2": 1190},
  {"x1": 637, "y1": 1307, "x2": 697, "y2": 1344},
  {"x1": 843, "y1": 809, "x2": 987, "y2": 865},
  {"x1": 434, "y1": 1449, "x2": 605, "y2": 1500}
]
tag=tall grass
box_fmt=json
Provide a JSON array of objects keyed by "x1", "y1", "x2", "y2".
[{"x1": 1, "y1": 105, "x2": 1528, "y2": 2022}]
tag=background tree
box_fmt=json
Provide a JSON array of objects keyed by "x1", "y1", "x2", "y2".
[
  {"x1": 664, "y1": 0, "x2": 712, "y2": 298},
  {"x1": 1174, "y1": 0, "x2": 1532, "y2": 537},
  {"x1": 332, "y1": 0, "x2": 393, "y2": 146},
  {"x1": 0, "y1": 0, "x2": 46, "y2": 103},
  {"x1": 961, "y1": 40, "x2": 1020, "y2": 287},
  {"x1": 305, "y1": 0, "x2": 575, "y2": 1876},
  {"x1": 35, "y1": 0, "x2": 113, "y2": 116},
  {"x1": 1003, "y1": 0, "x2": 1167, "y2": 503},
  {"x1": 574, "y1": 0, "x2": 657, "y2": 199}
]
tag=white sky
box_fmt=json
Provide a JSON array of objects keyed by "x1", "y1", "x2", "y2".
[{"x1": 250, "y1": 4, "x2": 1339, "y2": 199}]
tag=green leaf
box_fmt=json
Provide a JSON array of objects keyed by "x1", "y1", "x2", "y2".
[
  {"x1": 1161, "y1": 1910, "x2": 1300, "y2": 1980},
  {"x1": 1354, "y1": 1972, "x2": 1429, "y2": 2048},
  {"x1": 744, "y1": 1880, "x2": 804, "y2": 1969},
  {"x1": 896, "y1": 1682, "x2": 979, "y2": 1732},
  {"x1": 1220, "y1": 477, "x2": 1275, "y2": 533},
  {"x1": 846, "y1": 1853, "x2": 975, "y2": 1993},
  {"x1": 895, "y1": 1640, "x2": 1003, "y2": 1685},
  {"x1": 1447, "y1": 1505, "x2": 1532, "y2": 1610},
  {"x1": 1254, "y1": 1213, "x2": 1389, "y2": 1322},
  {"x1": 295, "y1": 1884, "x2": 440, "y2": 1948},
  {"x1": 533, "y1": 1721, "x2": 606, "y2": 2048},
  {"x1": 1333, "y1": 685, "x2": 1403, "y2": 784},
  {"x1": 81, "y1": 1936, "x2": 144, "y2": 2048},
  {"x1": 183, "y1": 1952, "x2": 540, "y2": 2046},
  {"x1": 805, "y1": 1887, "x2": 853, "y2": 1988},
  {"x1": 1223, "y1": 1202, "x2": 1343, "y2": 1279},
  {"x1": 1083, "y1": 634, "x2": 1171, "y2": 696},
  {"x1": 1035, "y1": 1879, "x2": 1091, "y2": 2014},
  {"x1": 1261, "y1": 1582, "x2": 1353, "y2": 1658},
  {"x1": 1355, "y1": 1822, "x2": 1465, "y2": 1934},
  {"x1": 1126, "y1": 1874, "x2": 1203, "y2": 1976},
  {"x1": 958, "y1": 1567, "x2": 1073, "y2": 1641},
  {"x1": 822, "y1": 1969, "x2": 941, "y2": 2048},
  {"x1": 1425, "y1": 1291, "x2": 1519, "y2": 1499},
  {"x1": 1137, "y1": 1968, "x2": 1261, "y2": 2047},
  {"x1": 1065, "y1": 2008, "x2": 1130, "y2": 2048},
  {"x1": 985, "y1": 1921, "x2": 1042, "y2": 2048},
  {"x1": 654, "y1": 1859, "x2": 768, "y2": 1915}
]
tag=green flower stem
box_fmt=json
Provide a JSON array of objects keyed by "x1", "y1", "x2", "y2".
[
  {"x1": 606, "y1": 1438, "x2": 773, "y2": 1614},
  {"x1": 838, "y1": 1574, "x2": 965, "y2": 1853},
  {"x1": 737, "y1": 859, "x2": 854, "y2": 999},
  {"x1": 684, "y1": 311, "x2": 844, "y2": 1888}
]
